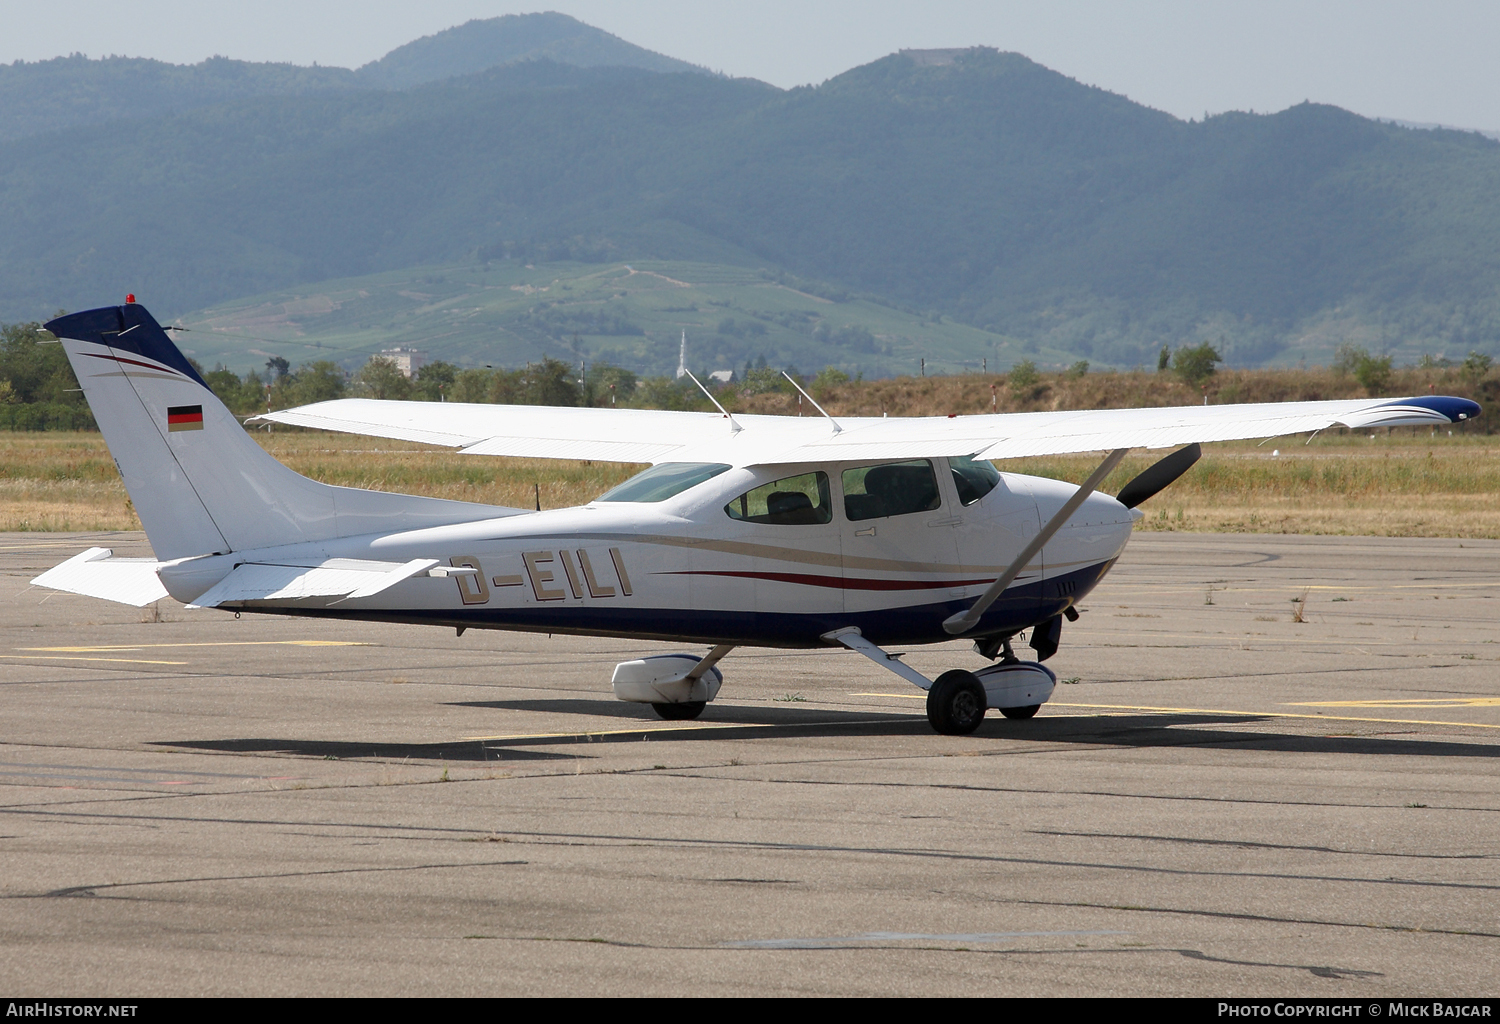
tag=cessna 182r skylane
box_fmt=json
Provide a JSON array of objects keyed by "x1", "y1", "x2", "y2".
[{"x1": 32, "y1": 302, "x2": 1483, "y2": 734}]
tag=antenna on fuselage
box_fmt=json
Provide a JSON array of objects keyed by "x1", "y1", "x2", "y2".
[
  {"x1": 675, "y1": 330, "x2": 687, "y2": 379},
  {"x1": 683, "y1": 368, "x2": 742, "y2": 433},
  {"x1": 782, "y1": 372, "x2": 841, "y2": 435}
]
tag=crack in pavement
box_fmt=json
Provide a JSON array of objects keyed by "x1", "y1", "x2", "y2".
[
  {"x1": 1002, "y1": 897, "x2": 1500, "y2": 940},
  {"x1": 1030, "y1": 829, "x2": 1496, "y2": 860},
  {"x1": 17, "y1": 858, "x2": 528, "y2": 899}
]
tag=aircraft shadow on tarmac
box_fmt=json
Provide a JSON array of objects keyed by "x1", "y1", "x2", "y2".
[
  {"x1": 150, "y1": 737, "x2": 577, "y2": 762},
  {"x1": 152, "y1": 706, "x2": 1500, "y2": 762}
]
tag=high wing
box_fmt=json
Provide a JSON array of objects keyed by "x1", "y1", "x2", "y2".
[{"x1": 254, "y1": 394, "x2": 1480, "y2": 466}]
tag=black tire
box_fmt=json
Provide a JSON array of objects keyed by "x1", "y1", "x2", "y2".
[
  {"x1": 926, "y1": 670, "x2": 987, "y2": 735},
  {"x1": 1000, "y1": 704, "x2": 1041, "y2": 720},
  {"x1": 652, "y1": 701, "x2": 706, "y2": 721}
]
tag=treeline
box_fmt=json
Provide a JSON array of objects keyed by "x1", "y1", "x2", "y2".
[
  {"x1": 0, "y1": 322, "x2": 95, "y2": 429},
  {"x1": 206, "y1": 352, "x2": 673, "y2": 416},
  {"x1": 5, "y1": 319, "x2": 1494, "y2": 432}
]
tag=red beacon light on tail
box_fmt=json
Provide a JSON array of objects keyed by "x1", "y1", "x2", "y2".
[{"x1": 125, "y1": 294, "x2": 136, "y2": 304}]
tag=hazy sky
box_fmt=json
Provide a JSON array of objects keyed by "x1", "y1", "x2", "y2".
[{"x1": 4, "y1": 1, "x2": 1498, "y2": 130}]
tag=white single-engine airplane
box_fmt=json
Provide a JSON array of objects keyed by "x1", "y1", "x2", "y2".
[{"x1": 32, "y1": 301, "x2": 1482, "y2": 733}]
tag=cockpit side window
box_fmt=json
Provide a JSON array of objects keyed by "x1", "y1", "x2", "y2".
[
  {"x1": 842, "y1": 460, "x2": 941, "y2": 521},
  {"x1": 950, "y1": 454, "x2": 1001, "y2": 506},
  {"x1": 724, "y1": 471, "x2": 832, "y2": 525}
]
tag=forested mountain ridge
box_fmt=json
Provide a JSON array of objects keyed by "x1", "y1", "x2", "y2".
[
  {"x1": 356, "y1": 12, "x2": 705, "y2": 88},
  {"x1": 3, "y1": 37, "x2": 1499, "y2": 372},
  {"x1": 672, "y1": 50, "x2": 1500, "y2": 366},
  {"x1": 0, "y1": 54, "x2": 359, "y2": 142},
  {"x1": 0, "y1": 12, "x2": 701, "y2": 142}
]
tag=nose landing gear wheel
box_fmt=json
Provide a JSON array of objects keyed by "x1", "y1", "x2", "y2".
[
  {"x1": 926, "y1": 670, "x2": 987, "y2": 735},
  {"x1": 1000, "y1": 704, "x2": 1041, "y2": 720},
  {"x1": 652, "y1": 701, "x2": 706, "y2": 721}
]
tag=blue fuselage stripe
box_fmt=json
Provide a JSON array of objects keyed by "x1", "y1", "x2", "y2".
[{"x1": 255, "y1": 559, "x2": 1117, "y2": 648}]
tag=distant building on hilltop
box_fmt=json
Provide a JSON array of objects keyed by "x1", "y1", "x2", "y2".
[{"x1": 380, "y1": 347, "x2": 425, "y2": 378}]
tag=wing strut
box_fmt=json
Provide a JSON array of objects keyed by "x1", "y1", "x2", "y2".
[
  {"x1": 687, "y1": 644, "x2": 735, "y2": 680},
  {"x1": 942, "y1": 448, "x2": 1129, "y2": 636}
]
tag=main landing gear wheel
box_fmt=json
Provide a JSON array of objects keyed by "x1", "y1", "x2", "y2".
[
  {"x1": 926, "y1": 670, "x2": 987, "y2": 735},
  {"x1": 1000, "y1": 704, "x2": 1041, "y2": 720},
  {"x1": 652, "y1": 701, "x2": 706, "y2": 721}
]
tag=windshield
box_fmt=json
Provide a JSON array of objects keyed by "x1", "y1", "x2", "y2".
[
  {"x1": 950, "y1": 454, "x2": 1001, "y2": 505},
  {"x1": 596, "y1": 462, "x2": 731, "y2": 503}
]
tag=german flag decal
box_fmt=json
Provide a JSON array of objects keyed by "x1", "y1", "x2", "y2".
[{"x1": 167, "y1": 405, "x2": 204, "y2": 432}]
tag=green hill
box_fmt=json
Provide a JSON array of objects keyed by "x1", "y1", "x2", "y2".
[
  {"x1": 3, "y1": 40, "x2": 1499, "y2": 370},
  {"x1": 0, "y1": 54, "x2": 358, "y2": 143},
  {"x1": 356, "y1": 12, "x2": 705, "y2": 88},
  {"x1": 172, "y1": 257, "x2": 1063, "y2": 380},
  {"x1": 0, "y1": 13, "x2": 702, "y2": 143}
]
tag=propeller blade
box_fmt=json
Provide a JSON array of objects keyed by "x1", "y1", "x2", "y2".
[{"x1": 1115, "y1": 443, "x2": 1201, "y2": 509}]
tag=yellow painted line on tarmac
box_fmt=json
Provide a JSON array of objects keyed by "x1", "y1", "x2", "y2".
[
  {"x1": 0, "y1": 655, "x2": 188, "y2": 665},
  {"x1": 1290, "y1": 698, "x2": 1500, "y2": 708},
  {"x1": 462, "y1": 708, "x2": 922, "y2": 744},
  {"x1": 1106, "y1": 582, "x2": 1500, "y2": 594},
  {"x1": 0, "y1": 542, "x2": 99, "y2": 551},
  {"x1": 1050, "y1": 701, "x2": 1500, "y2": 731},
  {"x1": 19, "y1": 641, "x2": 371, "y2": 653},
  {"x1": 849, "y1": 694, "x2": 1500, "y2": 731},
  {"x1": 1080, "y1": 632, "x2": 1401, "y2": 645},
  {"x1": 462, "y1": 723, "x2": 753, "y2": 742}
]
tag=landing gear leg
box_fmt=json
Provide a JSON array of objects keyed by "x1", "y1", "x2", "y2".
[
  {"x1": 821, "y1": 628, "x2": 992, "y2": 737},
  {"x1": 974, "y1": 634, "x2": 1021, "y2": 663}
]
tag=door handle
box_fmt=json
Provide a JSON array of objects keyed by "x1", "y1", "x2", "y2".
[{"x1": 926, "y1": 516, "x2": 963, "y2": 528}]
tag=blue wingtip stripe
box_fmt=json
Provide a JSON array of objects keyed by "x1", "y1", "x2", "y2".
[{"x1": 1378, "y1": 396, "x2": 1482, "y2": 422}]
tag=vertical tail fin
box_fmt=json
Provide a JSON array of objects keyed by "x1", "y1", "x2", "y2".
[{"x1": 46, "y1": 302, "x2": 513, "y2": 560}]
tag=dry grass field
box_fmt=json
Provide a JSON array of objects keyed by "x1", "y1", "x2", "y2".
[{"x1": 1, "y1": 424, "x2": 1496, "y2": 538}]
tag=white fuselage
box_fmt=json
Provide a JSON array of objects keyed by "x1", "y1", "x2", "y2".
[{"x1": 158, "y1": 459, "x2": 1135, "y2": 647}]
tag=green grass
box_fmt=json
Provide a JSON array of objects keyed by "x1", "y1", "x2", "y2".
[{"x1": 5, "y1": 427, "x2": 1498, "y2": 538}]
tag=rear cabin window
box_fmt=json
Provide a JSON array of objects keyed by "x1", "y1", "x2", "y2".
[
  {"x1": 724, "y1": 472, "x2": 832, "y2": 526},
  {"x1": 596, "y1": 463, "x2": 731, "y2": 503},
  {"x1": 950, "y1": 454, "x2": 1001, "y2": 506},
  {"x1": 842, "y1": 460, "x2": 942, "y2": 522}
]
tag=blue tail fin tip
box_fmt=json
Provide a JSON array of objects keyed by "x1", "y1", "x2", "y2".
[{"x1": 46, "y1": 304, "x2": 208, "y2": 389}]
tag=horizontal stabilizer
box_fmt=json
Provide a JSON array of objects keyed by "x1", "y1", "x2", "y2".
[
  {"x1": 187, "y1": 558, "x2": 439, "y2": 608},
  {"x1": 31, "y1": 548, "x2": 171, "y2": 607}
]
